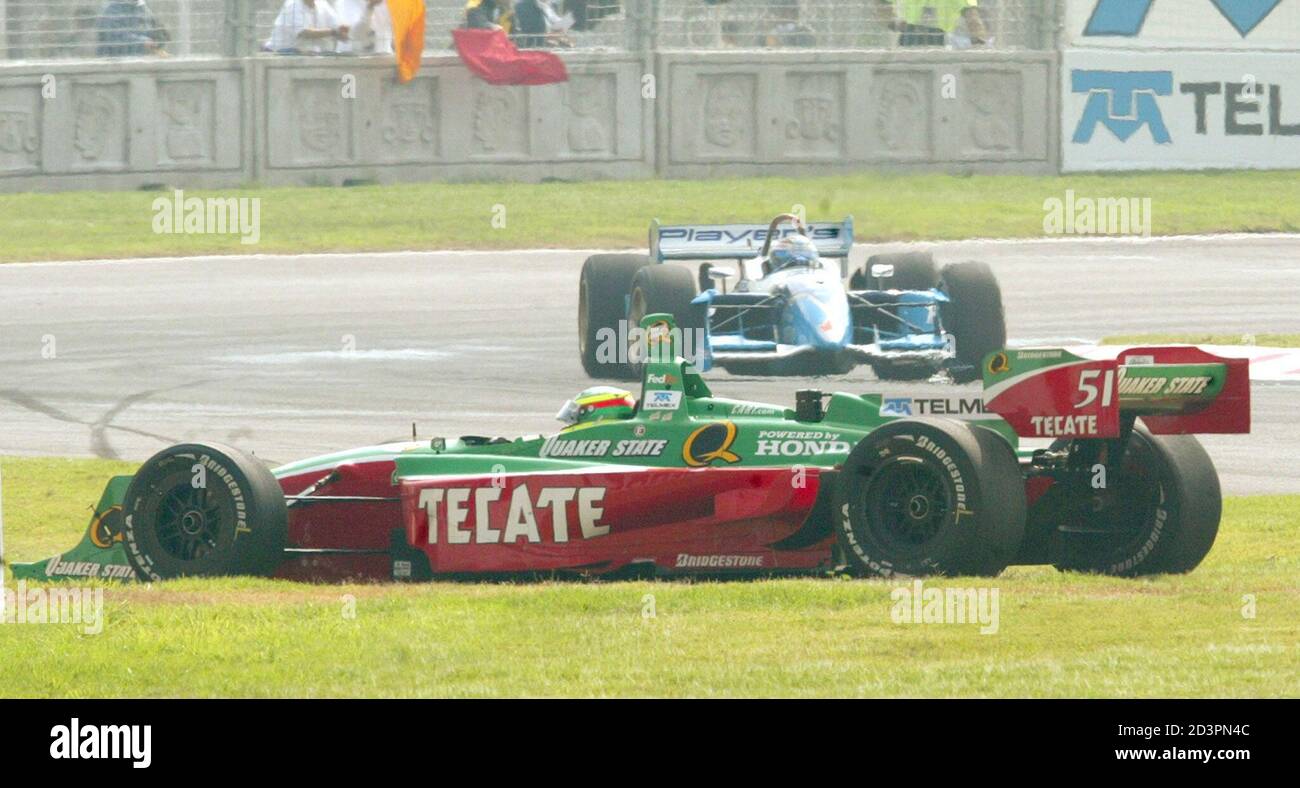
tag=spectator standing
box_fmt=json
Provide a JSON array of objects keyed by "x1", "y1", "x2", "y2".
[
  {"x1": 513, "y1": 0, "x2": 572, "y2": 48},
  {"x1": 336, "y1": 0, "x2": 395, "y2": 53},
  {"x1": 765, "y1": 0, "x2": 815, "y2": 48},
  {"x1": 266, "y1": 0, "x2": 350, "y2": 53},
  {"x1": 95, "y1": 0, "x2": 170, "y2": 57},
  {"x1": 875, "y1": 0, "x2": 988, "y2": 47},
  {"x1": 464, "y1": 0, "x2": 513, "y2": 32},
  {"x1": 567, "y1": 0, "x2": 619, "y2": 33}
]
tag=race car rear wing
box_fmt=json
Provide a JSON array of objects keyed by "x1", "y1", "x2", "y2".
[
  {"x1": 982, "y1": 346, "x2": 1250, "y2": 440},
  {"x1": 649, "y1": 217, "x2": 855, "y2": 263}
]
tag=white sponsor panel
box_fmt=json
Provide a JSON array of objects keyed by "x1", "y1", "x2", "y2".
[
  {"x1": 643, "y1": 390, "x2": 683, "y2": 411},
  {"x1": 879, "y1": 397, "x2": 988, "y2": 419},
  {"x1": 1065, "y1": 0, "x2": 1300, "y2": 50},
  {"x1": 1063, "y1": 49, "x2": 1300, "y2": 171}
]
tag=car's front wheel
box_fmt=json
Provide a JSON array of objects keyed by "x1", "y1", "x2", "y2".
[
  {"x1": 579, "y1": 253, "x2": 650, "y2": 380},
  {"x1": 870, "y1": 358, "x2": 939, "y2": 381},
  {"x1": 627, "y1": 264, "x2": 705, "y2": 369},
  {"x1": 120, "y1": 442, "x2": 287, "y2": 581},
  {"x1": 850, "y1": 252, "x2": 939, "y2": 291},
  {"x1": 939, "y1": 261, "x2": 1006, "y2": 382}
]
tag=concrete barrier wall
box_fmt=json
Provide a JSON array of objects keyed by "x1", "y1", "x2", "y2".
[
  {"x1": 0, "y1": 58, "x2": 247, "y2": 192},
  {"x1": 0, "y1": 50, "x2": 1056, "y2": 192},
  {"x1": 656, "y1": 50, "x2": 1056, "y2": 177},
  {"x1": 254, "y1": 53, "x2": 653, "y2": 186}
]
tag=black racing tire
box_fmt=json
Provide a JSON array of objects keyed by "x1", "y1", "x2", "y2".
[
  {"x1": 120, "y1": 442, "x2": 288, "y2": 581},
  {"x1": 628, "y1": 264, "x2": 704, "y2": 368},
  {"x1": 1052, "y1": 425, "x2": 1221, "y2": 577},
  {"x1": 850, "y1": 252, "x2": 939, "y2": 291},
  {"x1": 870, "y1": 358, "x2": 938, "y2": 381},
  {"x1": 939, "y1": 261, "x2": 1007, "y2": 371},
  {"x1": 834, "y1": 419, "x2": 1026, "y2": 577},
  {"x1": 579, "y1": 254, "x2": 650, "y2": 380},
  {"x1": 698, "y1": 262, "x2": 714, "y2": 293},
  {"x1": 721, "y1": 351, "x2": 855, "y2": 377}
]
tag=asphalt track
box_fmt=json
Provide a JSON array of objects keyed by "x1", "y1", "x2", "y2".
[{"x1": 1, "y1": 234, "x2": 1297, "y2": 495}]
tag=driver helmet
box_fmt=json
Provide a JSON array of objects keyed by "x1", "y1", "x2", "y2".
[
  {"x1": 556, "y1": 386, "x2": 637, "y2": 427},
  {"x1": 769, "y1": 234, "x2": 819, "y2": 268}
]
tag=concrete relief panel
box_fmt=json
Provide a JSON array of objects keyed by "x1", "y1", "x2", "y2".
[
  {"x1": 563, "y1": 74, "x2": 616, "y2": 157},
  {"x1": 869, "y1": 70, "x2": 932, "y2": 160},
  {"x1": 290, "y1": 79, "x2": 352, "y2": 165},
  {"x1": 377, "y1": 76, "x2": 440, "y2": 163},
  {"x1": 698, "y1": 73, "x2": 756, "y2": 158},
  {"x1": 71, "y1": 82, "x2": 129, "y2": 170},
  {"x1": 157, "y1": 80, "x2": 216, "y2": 166},
  {"x1": 0, "y1": 52, "x2": 1047, "y2": 189},
  {"x1": 781, "y1": 71, "x2": 845, "y2": 159},
  {"x1": 0, "y1": 86, "x2": 42, "y2": 173},
  {"x1": 960, "y1": 70, "x2": 1025, "y2": 157},
  {"x1": 470, "y1": 84, "x2": 528, "y2": 158}
]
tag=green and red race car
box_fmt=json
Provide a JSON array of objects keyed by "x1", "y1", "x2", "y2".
[{"x1": 12, "y1": 315, "x2": 1250, "y2": 583}]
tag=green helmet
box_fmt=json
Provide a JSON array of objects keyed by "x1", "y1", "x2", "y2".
[{"x1": 556, "y1": 386, "x2": 637, "y2": 426}]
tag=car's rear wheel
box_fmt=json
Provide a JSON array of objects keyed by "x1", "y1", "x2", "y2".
[
  {"x1": 851, "y1": 252, "x2": 939, "y2": 291},
  {"x1": 120, "y1": 442, "x2": 287, "y2": 581},
  {"x1": 834, "y1": 419, "x2": 1026, "y2": 577},
  {"x1": 939, "y1": 261, "x2": 1006, "y2": 382},
  {"x1": 627, "y1": 264, "x2": 704, "y2": 369},
  {"x1": 1051, "y1": 425, "x2": 1221, "y2": 576},
  {"x1": 579, "y1": 254, "x2": 650, "y2": 380}
]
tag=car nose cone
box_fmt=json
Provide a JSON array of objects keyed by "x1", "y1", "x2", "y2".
[{"x1": 788, "y1": 289, "x2": 850, "y2": 348}]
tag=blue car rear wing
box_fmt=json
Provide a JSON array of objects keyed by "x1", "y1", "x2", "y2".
[{"x1": 649, "y1": 217, "x2": 855, "y2": 263}]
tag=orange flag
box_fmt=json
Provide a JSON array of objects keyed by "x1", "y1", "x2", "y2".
[{"x1": 387, "y1": 0, "x2": 426, "y2": 83}]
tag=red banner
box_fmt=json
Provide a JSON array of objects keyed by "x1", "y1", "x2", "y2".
[{"x1": 451, "y1": 28, "x2": 568, "y2": 86}]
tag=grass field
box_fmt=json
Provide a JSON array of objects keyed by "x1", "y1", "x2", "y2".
[
  {"x1": 1102, "y1": 333, "x2": 1300, "y2": 348},
  {"x1": 2, "y1": 456, "x2": 1297, "y2": 698},
  {"x1": 3, "y1": 170, "x2": 1300, "y2": 262}
]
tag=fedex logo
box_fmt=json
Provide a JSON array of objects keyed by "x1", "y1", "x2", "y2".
[
  {"x1": 1085, "y1": 0, "x2": 1283, "y2": 37},
  {"x1": 418, "y1": 486, "x2": 608, "y2": 545}
]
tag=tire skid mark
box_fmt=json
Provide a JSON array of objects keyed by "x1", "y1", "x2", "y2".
[{"x1": 1, "y1": 380, "x2": 214, "y2": 459}]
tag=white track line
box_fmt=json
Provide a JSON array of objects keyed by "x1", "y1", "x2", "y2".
[{"x1": 5, "y1": 232, "x2": 1300, "y2": 269}]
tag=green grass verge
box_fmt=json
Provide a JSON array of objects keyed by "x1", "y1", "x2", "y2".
[
  {"x1": 2, "y1": 456, "x2": 1296, "y2": 698},
  {"x1": 4, "y1": 170, "x2": 1300, "y2": 262},
  {"x1": 1102, "y1": 333, "x2": 1300, "y2": 348}
]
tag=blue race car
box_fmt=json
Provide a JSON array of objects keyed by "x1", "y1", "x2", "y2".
[{"x1": 578, "y1": 214, "x2": 1006, "y2": 381}]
